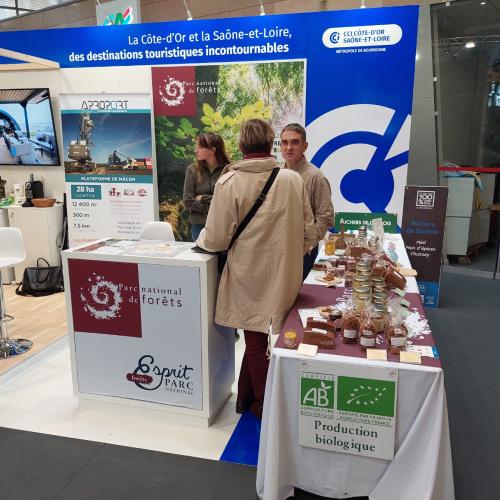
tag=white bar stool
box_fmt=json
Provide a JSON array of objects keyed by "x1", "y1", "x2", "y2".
[{"x1": 0, "y1": 227, "x2": 33, "y2": 358}]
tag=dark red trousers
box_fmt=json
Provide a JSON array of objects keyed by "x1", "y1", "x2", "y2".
[{"x1": 237, "y1": 330, "x2": 269, "y2": 418}]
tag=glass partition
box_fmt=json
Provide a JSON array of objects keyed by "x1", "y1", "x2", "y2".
[{"x1": 432, "y1": 0, "x2": 500, "y2": 277}]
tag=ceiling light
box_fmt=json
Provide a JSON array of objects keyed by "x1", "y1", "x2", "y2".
[
  {"x1": 181, "y1": 0, "x2": 193, "y2": 20},
  {"x1": 480, "y1": 1, "x2": 486, "y2": 5},
  {"x1": 465, "y1": 42, "x2": 476, "y2": 49}
]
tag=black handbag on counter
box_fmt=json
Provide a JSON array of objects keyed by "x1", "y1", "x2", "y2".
[
  {"x1": 192, "y1": 167, "x2": 279, "y2": 273},
  {"x1": 16, "y1": 258, "x2": 64, "y2": 297}
]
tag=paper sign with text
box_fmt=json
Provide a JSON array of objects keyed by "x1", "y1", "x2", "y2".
[{"x1": 335, "y1": 212, "x2": 397, "y2": 233}]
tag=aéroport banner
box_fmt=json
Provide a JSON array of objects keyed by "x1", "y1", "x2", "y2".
[
  {"x1": 60, "y1": 94, "x2": 154, "y2": 246},
  {"x1": 0, "y1": 7, "x2": 418, "y2": 229}
]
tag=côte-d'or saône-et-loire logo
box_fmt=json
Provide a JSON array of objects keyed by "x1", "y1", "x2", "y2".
[
  {"x1": 80, "y1": 272, "x2": 183, "y2": 321},
  {"x1": 126, "y1": 355, "x2": 195, "y2": 394},
  {"x1": 322, "y1": 24, "x2": 402, "y2": 49}
]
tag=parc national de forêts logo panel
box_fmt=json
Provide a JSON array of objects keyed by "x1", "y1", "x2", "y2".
[
  {"x1": 152, "y1": 66, "x2": 197, "y2": 116},
  {"x1": 68, "y1": 259, "x2": 142, "y2": 337}
]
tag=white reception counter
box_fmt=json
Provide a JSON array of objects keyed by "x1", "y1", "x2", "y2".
[{"x1": 62, "y1": 239, "x2": 234, "y2": 426}]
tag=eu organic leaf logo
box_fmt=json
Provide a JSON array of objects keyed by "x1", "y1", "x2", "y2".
[
  {"x1": 346, "y1": 384, "x2": 387, "y2": 407},
  {"x1": 337, "y1": 377, "x2": 395, "y2": 417}
]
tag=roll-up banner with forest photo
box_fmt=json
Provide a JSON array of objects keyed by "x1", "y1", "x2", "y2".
[{"x1": 152, "y1": 62, "x2": 304, "y2": 241}]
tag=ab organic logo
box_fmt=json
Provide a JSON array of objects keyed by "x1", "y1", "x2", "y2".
[{"x1": 300, "y1": 373, "x2": 335, "y2": 417}]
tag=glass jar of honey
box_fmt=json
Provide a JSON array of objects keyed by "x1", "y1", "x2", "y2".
[
  {"x1": 355, "y1": 293, "x2": 371, "y2": 314},
  {"x1": 372, "y1": 304, "x2": 387, "y2": 333},
  {"x1": 284, "y1": 330, "x2": 298, "y2": 348},
  {"x1": 324, "y1": 233, "x2": 336, "y2": 256}
]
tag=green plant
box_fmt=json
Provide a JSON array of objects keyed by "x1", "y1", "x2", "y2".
[
  {"x1": 155, "y1": 116, "x2": 197, "y2": 160},
  {"x1": 200, "y1": 101, "x2": 272, "y2": 159}
]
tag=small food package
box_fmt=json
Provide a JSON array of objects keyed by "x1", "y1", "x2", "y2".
[
  {"x1": 385, "y1": 300, "x2": 408, "y2": 354},
  {"x1": 341, "y1": 299, "x2": 359, "y2": 344},
  {"x1": 358, "y1": 307, "x2": 377, "y2": 351},
  {"x1": 303, "y1": 317, "x2": 336, "y2": 350}
]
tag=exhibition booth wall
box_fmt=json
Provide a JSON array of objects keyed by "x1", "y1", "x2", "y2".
[{"x1": 0, "y1": 7, "x2": 419, "y2": 245}]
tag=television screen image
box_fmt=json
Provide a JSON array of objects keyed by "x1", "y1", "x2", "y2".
[{"x1": 0, "y1": 88, "x2": 60, "y2": 166}]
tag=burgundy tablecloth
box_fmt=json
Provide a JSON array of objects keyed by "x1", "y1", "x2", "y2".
[{"x1": 275, "y1": 284, "x2": 441, "y2": 368}]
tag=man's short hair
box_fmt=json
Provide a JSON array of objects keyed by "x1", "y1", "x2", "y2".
[
  {"x1": 239, "y1": 119, "x2": 275, "y2": 155},
  {"x1": 281, "y1": 123, "x2": 307, "y2": 142}
]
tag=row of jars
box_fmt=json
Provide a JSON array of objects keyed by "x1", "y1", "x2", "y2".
[{"x1": 341, "y1": 306, "x2": 407, "y2": 354}]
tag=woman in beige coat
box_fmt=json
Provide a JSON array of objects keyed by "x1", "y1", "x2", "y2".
[{"x1": 197, "y1": 119, "x2": 316, "y2": 418}]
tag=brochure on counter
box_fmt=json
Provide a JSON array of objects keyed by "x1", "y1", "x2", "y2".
[{"x1": 74, "y1": 238, "x2": 194, "y2": 258}]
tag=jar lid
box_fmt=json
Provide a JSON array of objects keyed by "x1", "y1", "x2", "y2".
[{"x1": 354, "y1": 275, "x2": 371, "y2": 282}]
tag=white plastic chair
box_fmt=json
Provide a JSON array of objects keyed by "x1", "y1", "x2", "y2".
[
  {"x1": 0, "y1": 227, "x2": 33, "y2": 358},
  {"x1": 139, "y1": 221, "x2": 175, "y2": 241}
]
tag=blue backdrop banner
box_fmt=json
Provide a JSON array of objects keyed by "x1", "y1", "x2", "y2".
[{"x1": 0, "y1": 6, "x2": 419, "y2": 221}]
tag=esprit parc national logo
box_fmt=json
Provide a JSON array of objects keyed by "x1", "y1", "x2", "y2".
[
  {"x1": 68, "y1": 259, "x2": 142, "y2": 338},
  {"x1": 103, "y1": 7, "x2": 133, "y2": 26}
]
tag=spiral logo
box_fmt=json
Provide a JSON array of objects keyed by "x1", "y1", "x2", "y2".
[
  {"x1": 80, "y1": 273, "x2": 123, "y2": 320},
  {"x1": 159, "y1": 77, "x2": 186, "y2": 107}
]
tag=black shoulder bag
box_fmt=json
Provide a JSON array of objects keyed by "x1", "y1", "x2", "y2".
[
  {"x1": 16, "y1": 258, "x2": 64, "y2": 297},
  {"x1": 193, "y1": 167, "x2": 279, "y2": 273}
]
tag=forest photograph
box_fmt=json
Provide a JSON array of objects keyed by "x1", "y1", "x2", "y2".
[{"x1": 153, "y1": 60, "x2": 305, "y2": 241}]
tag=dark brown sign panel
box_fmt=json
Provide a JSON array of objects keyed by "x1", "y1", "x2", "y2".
[{"x1": 401, "y1": 186, "x2": 448, "y2": 308}]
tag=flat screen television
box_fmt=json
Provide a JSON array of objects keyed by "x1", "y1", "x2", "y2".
[{"x1": 0, "y1": 88, "x2": 60, "y2": 166}]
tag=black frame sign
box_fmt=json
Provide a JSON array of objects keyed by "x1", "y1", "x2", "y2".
[{"x1": 401, "y1": 186, "x2": 448, "y2": 308}]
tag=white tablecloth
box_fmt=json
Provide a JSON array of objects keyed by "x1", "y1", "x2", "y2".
[{"x1": 256, "y1": 349, "x2": 454, "y2": 500}]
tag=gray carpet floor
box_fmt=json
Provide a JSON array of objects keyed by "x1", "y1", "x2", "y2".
[
  {"x1": 0, "y1": 272, "x2": 498, "y2": 500},
  {"x1": 425, "y1": 272, "x2": 500, "y2": 500}
]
